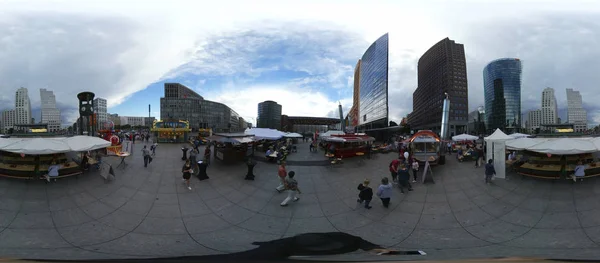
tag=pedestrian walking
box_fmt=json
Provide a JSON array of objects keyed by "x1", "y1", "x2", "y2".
[
  {"x1": 357, "y1": 179, "x2": 373, "y2": 209},
  {"x1": 484, "y1": 159, "x2": 496, "y2": 184},
  {"x1": 275, "y1": 161, "x2": 287, "y2": 193},
  {"x1": 204, "y1": 144, "x2": 211, "y2": 166},
  {"x1": 182, "y1": 159, "x2": 193, "y2": 190},
  {"x1": 473, "y1": 147, "x2": 479, "y2": 167},
  {"x1": 389, "y1": 158, "x2": 400, "y2": 183},
  {"x1": 476, "y1": 147, "x2": 484, "y2": 167},
  {"x1": 280, "y1": 171, "x2": 301, "y2": 206},
  {"x1": 376, "y1": 177, "x2": 393, "y2": 208},
  {"x1": 397, "y1": 163, "x2": 413, "y2": 193},
  {"x1": 141, "y1": 145, "x2": 152, "y2": 167},
  {"x1": 189, "y1": 149, "x2": 198, "y2": 176},
  {"x1": 411, "y1": 159, "x2": 419, "y2": 183},
  {"x1": 150, "y1": 143, "x2": 157, "y2": 156}
]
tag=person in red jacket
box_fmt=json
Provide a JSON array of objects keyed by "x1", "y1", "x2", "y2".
[{"x1": 389, "y1": 158, "x2": 400, "y2": 182}]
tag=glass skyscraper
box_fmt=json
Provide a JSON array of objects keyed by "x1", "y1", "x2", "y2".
[
  {"x1": 483, "y1": 58, "x2": 522, "y2": 132},
  {"x1": 358, "y1": 33, "x2": 389, "y2": 130}
]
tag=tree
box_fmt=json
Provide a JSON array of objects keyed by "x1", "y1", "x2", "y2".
[{"x1": 389, "y1": 121, "x2": 398, "y2": 127}]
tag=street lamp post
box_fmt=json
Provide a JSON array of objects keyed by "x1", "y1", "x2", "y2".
[{"x1": 477, "y1": 106, "x2": 484, "y2": 136}]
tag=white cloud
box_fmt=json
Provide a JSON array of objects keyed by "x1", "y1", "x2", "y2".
[
  {"x1": 203, "y1": 84, "x2": 352, "y2": 125},
  {"x1": 2, "y1": 0, "x2": 600, "y2": 126}
]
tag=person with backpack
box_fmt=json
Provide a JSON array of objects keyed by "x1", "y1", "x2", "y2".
[
  {"x1": 281, "y1": 171, "x2": 301, "y2": 206},
  {"x1": 356, "y1": 179, "x2": 373, "y2": 209}
]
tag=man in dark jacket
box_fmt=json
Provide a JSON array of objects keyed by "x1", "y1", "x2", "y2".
[
  {"x1": 397, "y1": 163, "x2": 413, "y2": 193},
  {"x1": 357, "y1": 180, "x2": 373, "y2": 209},
  {"x1": 485, "y1": 159, "x2": 496, "y2": 184}
]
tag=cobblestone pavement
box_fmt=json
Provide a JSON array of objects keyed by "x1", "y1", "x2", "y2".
[{"x1": 2, "y1": 141, "x2": 600, "y2": 261}]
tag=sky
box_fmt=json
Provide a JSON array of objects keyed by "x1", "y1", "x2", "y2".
[{"x1": 1, "y1": 0, "x2": 600, "y2": 127}]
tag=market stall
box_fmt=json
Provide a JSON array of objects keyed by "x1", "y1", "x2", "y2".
[
  {"x1": 321, "y1": 134, "x2": 375, "y2": 158},
  {"x1": 504, "y1": 137, "x2": 600, "y2": 179},
  {"x1": 0, "y1": 136, "x2": 110, "y2": 179},
  {"x1": 210, "y1": 133, "x2": 256, "y2": 164}
]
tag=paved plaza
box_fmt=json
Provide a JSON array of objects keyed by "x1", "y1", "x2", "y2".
[{"x1": 3, "y1": 142, "x2": 600, "y2": 261}]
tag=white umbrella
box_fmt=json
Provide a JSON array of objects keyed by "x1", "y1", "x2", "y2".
[
  {"x1": 284, "y1": 132, "x2": 303, "y2": 138},
  {"x1": 3, "y1": 138, "x2": 71, "y2": 155},
  {"x1": 62, "y1": 136, "x2": 112, "y2": 152}
]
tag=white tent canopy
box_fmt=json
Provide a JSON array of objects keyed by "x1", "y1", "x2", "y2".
[
  {"x1": 452, "y1": 133, "x2": 478, "y2": 141},
  {"x1": 505, "y1": 137, "x2": 549, "y2": 150},
  {"x1": 0, "y1": 136, "x2": 111, "y2": 155},
  {"x1": 62, "y1": 136, "x2": 112, "y2": 152},
  {"x1": 244, "y1": 128, "x2": 285, "y2": 140},
  {"x1": 527, "y1": 138, "x2": 597, "y2": 155},
  {"x1": 0, "y1": 138, "x2": 22, "y2": 148},
  {"x1": 509, "y1": 133, "x2": 530, "y2": 139},
  {"x1": 2, "y1": 138, "x2": 72, "y2": 155},
  {"x1": 484, "y1": 129, "x2": 513, "y2": 179},
  {"x1": 484, "y1": 129, "x2": 513, "y2": 141},
  {"x1": 283, "y1": 132, "x2": 303, "y2": 138}
]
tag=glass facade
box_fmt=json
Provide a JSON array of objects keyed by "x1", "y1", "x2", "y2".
[
  {"x1": 409, "y1": 38, "x2": 468, "y2": 136},
  {"x1": 358, "y1": 33, "x2": 388, "y2": 128},
  {"x1": 483, "y1": 58, "x2": 522, "y2": 132},
  {"x1": 160, "y1": 83, "x2": 240, "y2": 132},
  {"x1": 257, "y1": 101, "x2": 282, "y2": 130}
]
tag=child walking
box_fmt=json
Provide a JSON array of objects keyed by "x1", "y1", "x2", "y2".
[
  {"x1": 357, "y1": 179, "x2": 373, "y2": 209},
  {"x1": 411, "y1": 159, "x2": 419, "y2": 183},
  {"x1": 376, "y1": 177, "x2": 393, "y2": 208}
]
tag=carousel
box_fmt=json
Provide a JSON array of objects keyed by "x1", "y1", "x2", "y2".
[
  {"x1": 98, "y1": 120, "x2": 123, "y2": 155},
  {"x1": 151, "y1": 119, "x2": 191, "y2": 143},
  {"x1": 320, "y1": 134, "x2": 375, "y2": 158}
]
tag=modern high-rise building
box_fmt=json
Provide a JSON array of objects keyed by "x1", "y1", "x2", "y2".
[
  {"x1": 483, "y1": 58, "x2": 522, "y2": 132},
  {"x1": 527, "y1": 109, "x2": 542, "y2": 134},
  {"x1": 347, "y1": 59, "x2": 361, "y2": 129},
  {"x1": 1, "y1": 109, "x2": 15, "y2": 133},
  {"x1": 257, "y1": 100, "x2": 282, "y2": 130},
  {"x1": 409, "y1": 38, "x2": 468, "y2": 136},
  {"x1": 15, "y1": 87, "x2": 32, "y2": 125},
  {"x1": 160, "y1": 83, "x2": 240, "y2": 132},
  {"x1": 358, "y1": 33, "x2": 389, "y2": 131},
  {"x1": 93, "y1": 98, "x2": 108, "y2": 130},
  {"x1": 566, "y1": 88, "x2": 588, "y2": 132},
  {"x1": 541, "y1": 87, "x2": 558, "y2": 127},
  {"x1": 40, "y1": 88, "x2": 62, "y2": 132}
]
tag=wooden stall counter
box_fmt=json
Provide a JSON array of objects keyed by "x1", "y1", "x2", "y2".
[{"x1": 518, "y1": 163, "x2": 562, "y2": 179}]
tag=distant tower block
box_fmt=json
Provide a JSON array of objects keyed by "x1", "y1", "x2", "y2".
[{"x1": 77, "y1": 92, "x2": 95, "y2": 136}]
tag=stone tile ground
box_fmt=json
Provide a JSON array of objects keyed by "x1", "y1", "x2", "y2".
[{"x1": 1, "y1": 141, "x2": 600, "y2": 260}]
